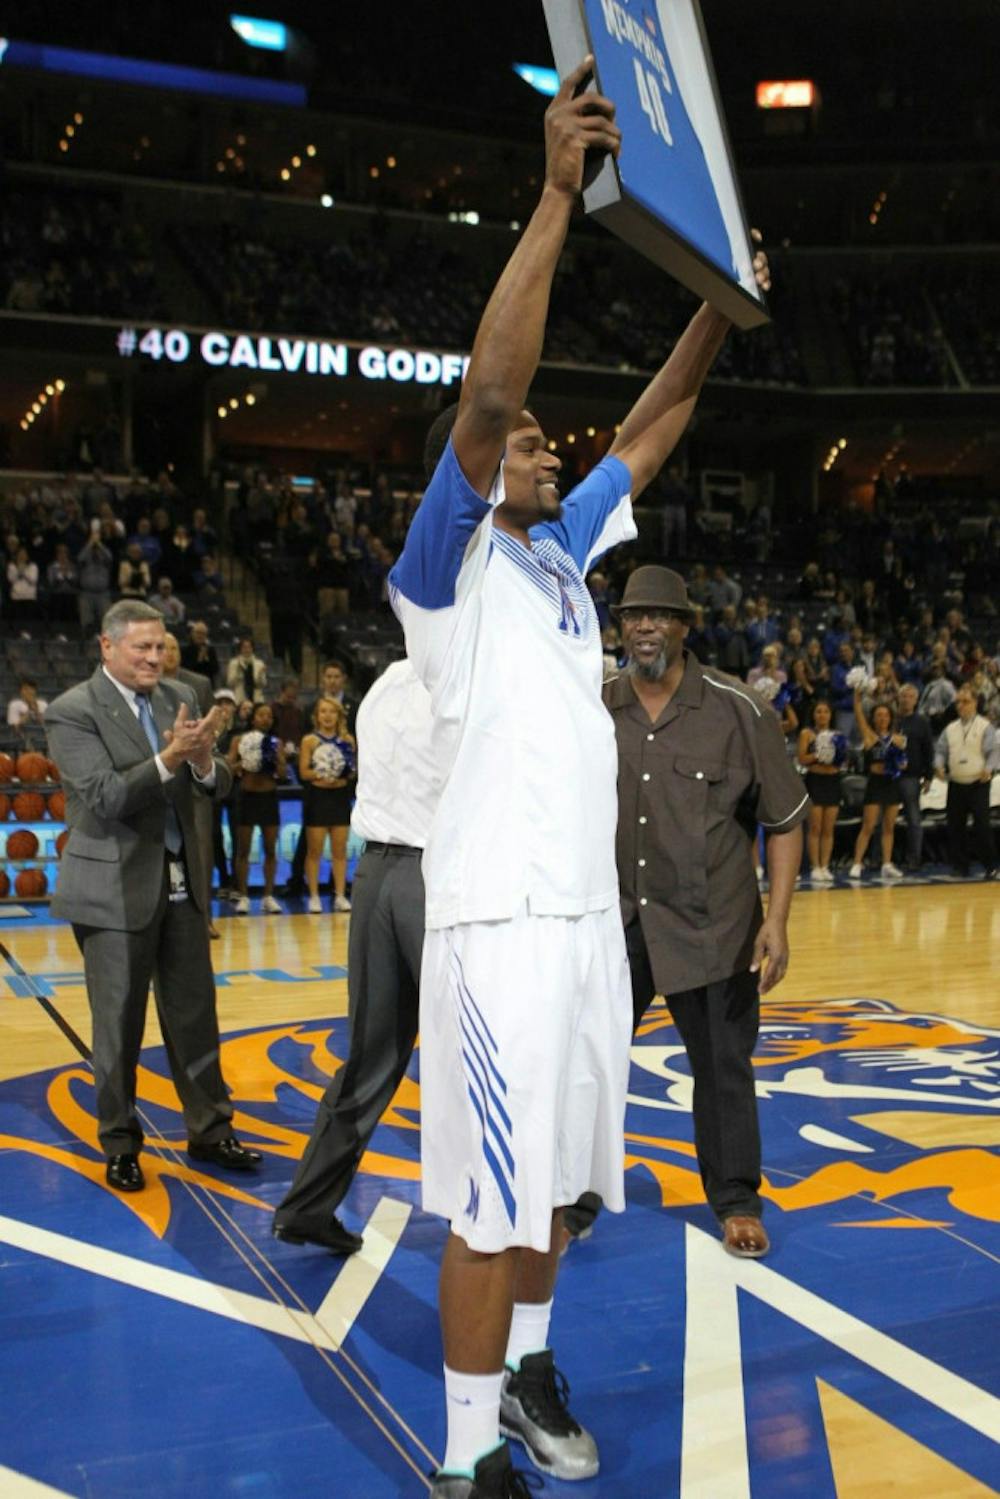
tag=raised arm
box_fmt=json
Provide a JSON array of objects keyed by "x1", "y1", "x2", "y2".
[
  {"x1": 610, "y1": 303, "x2": 730, "y2": 497},
  {"x1": 452, "y1": 58, "x2": 621, "y2": 497},
  {"x1": 853, "y1": 686, "x2": 874, "y2": 745},
  {"x1": 610, "y1": 237, "x2": 770, "y2": 498}
]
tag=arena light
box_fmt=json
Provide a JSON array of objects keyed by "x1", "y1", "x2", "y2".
[
  {"x1": 229, "y1": 15, "x2": 287, "y2": 51},
  {"x1": 0, "y1": 37, "x2": 304, "y2": 106},
  {"x1": 19, "y1": 377, "x2": 65, "y2": 433},
  {"x1": 320, "y1": 193, "x2": 334, "y2": 208},
  {"x1": 756, "y1": 80, "x2": 815, "y2": 110},
  {"x1": 514, "y1": 63, "x2": 559, "y2": 97}
]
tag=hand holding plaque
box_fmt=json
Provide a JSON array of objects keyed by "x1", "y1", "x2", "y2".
[{"x1": 543, "y1": 55, "x2": 621, "y2": 199}]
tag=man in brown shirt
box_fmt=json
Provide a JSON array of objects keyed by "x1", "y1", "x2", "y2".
[{"x1": 570, "y1": 565, "x2": 807, "y2": 1259}]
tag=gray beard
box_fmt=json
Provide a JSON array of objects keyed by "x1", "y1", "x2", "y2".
[{"x1": 627, "y1": 651, "x2": 668, "y2": 683}]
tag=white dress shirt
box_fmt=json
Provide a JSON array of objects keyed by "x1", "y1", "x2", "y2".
[
  {"x1": 350, "y1": 659, "x2": 441, "y2": 848},
  {"x1": 102, "y1": 667, "x2": 216, "y2": 787}
]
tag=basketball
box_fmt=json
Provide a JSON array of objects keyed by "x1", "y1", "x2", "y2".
[
  {"x1": 6, "y1": 829, "x2": 40, "y2": 860},
  {"x1": 48, "y1": 790, "x2": 66, "y2": 821},
  {"x1": 12, "y1": 792, "x2": 46, "y2": 822},
  {"x1": 14, "y1": 868, "x2": 48, "y2": 897},
  {"x1": 0, "y1": 794, "x2": 9, "y2": 821},
  {"x1": 16, "y1": 751, "x2": 50, "y2": 784},
  {"x1": 0, "y1": 752, "x2": 15, "y2": 783},
  {"x1": 0, "y1": 869, "x2": 8, "y2": 898},
  {"x1": 56, "y1": 829, "x2": 70, "y2": 857}
]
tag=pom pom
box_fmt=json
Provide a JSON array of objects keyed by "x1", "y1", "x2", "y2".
[
  {"x1": 814, "y1": 730, "x2": 836, "y2": 764},
  {"x1": 237, "y1": 731, "x2": 278, "y2": 774},
  {"x1": 753, "y1": 675, "x2": 780, "y2": 702},
  {"x1": 313, "y1": 741, "x2": 346, "y2": 780},
  {"x1": 845, "y1": 665, "x2": 867, "y2": 690},
  {"x1": 884, "y1": 740, "x2": 908, "y2": 779},
  {"x1": 237, "y1": 730, "x2": 264, "y2": 773}
]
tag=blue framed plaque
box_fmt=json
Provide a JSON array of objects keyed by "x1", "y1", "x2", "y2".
[{"x1": 542, "y1": 0, "x2": 768, "y2": 329}]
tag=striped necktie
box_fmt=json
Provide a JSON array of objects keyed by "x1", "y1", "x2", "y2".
[{"x1": 136, "y1": 693, "x2": 183, "y2": 855}]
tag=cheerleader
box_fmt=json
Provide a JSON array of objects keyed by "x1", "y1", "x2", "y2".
[
  {"x1": 298, "y1": 696, "x2": 357, "y2": 913},
  {"x1": 227, "y1": 702, "x2": 288, "y2": 913},
  {"x1": 796, "y1": 699, "x2": 846, "y2": 883},
  {"x1": 849, "y1": 686, "x2": 907, "y2": 880}
]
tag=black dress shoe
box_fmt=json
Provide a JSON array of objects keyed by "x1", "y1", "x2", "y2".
[
  {"x1": 106, "y1": 1153, "x2": 145, "y2": 1192},
  {"x1": 188, "y1": 1137, "x2": 262, "y2": 1171},
  {"x1": 272, "y1": 1215, "x2": 363, "y2": 1255}
]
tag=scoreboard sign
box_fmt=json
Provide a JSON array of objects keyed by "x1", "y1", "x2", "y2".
[{"x1": 542, "y1": 0, "x2": 768, "y2": 329}]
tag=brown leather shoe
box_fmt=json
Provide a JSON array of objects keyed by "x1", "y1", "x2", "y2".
[{"x1": 722, "y1": 1215, "x2": 770, "y2": 1258}]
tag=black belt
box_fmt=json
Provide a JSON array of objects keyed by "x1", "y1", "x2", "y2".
[{"x1": 364, "y1": 840, "x2": 422, "y2": 856}]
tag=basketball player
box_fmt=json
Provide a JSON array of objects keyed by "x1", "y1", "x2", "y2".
[{"x1": 390, "y1": 60, "x2": 758, "y2": 1497}]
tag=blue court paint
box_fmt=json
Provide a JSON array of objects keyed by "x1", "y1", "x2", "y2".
[{"x1": 0, "y1": 989, "x2": 998, "y2": 1495}]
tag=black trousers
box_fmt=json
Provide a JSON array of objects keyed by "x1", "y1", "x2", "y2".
[
  {"x1": 946, "y1": 780, "x2": 996, "y2": 874},
  {"x1": 627, "y1": 920, "x2": 762, "y2": 1221},
  {"x1": 73, "y1": 868, "x2": 233, "y2": 1157},
  {"x1": 274, "y1": 843, "x2": 424, "y2": 1230}
]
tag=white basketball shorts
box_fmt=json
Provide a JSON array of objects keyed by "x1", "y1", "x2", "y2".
[{"x1": 419, "y1": 903, "x2": 632, "y2": 1253}]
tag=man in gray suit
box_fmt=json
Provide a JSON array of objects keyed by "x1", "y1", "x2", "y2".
[
  {"x1": 162, "y1": 630, "x2": 214, "y2": 715},
  {"x1": 162, "y1": 630, "x2": 218, "y2": 936},
  {"x1": 45, "y1": 599, "x2": 262, "y2": 1193}
]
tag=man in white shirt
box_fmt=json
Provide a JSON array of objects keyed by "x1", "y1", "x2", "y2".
[
  {"x1": 273, "y1": 658, "x2": 442, "y2": 1253},
  {"x1": 934, "y1": 683, "x2": 998, "y2": 878},
  {"x1": 390, "y1": 61, "x2": 767, "y2": 1498}
]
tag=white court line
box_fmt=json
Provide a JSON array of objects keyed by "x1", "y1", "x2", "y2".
[
  {"x1": 679, "y1": 1221, "x2": 1000, "y2": 1499},
  {"x1": 315, "y1": 1196, "x2": 412, "y2": 1345},
  {"x1": 0, "y1": 1195, "x2": 410, "y2": 1353},
  {"x1": 798, "y1": 1123, "x2": 874, "y2": 1153},
  {"x1": 0, "y1": 1466, "x2": 75, "y2": 1497},
  {"x1": 681, "y1": 1223, "x2": 750, "y2": 1498},
  {"x1": 722, "y1": 1226, "x2": 1000, "y2": 1444}
]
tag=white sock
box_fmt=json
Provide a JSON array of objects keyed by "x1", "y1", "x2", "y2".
[
  {"x1": 504, "y1": 1298, "x2": 553, "y2": 1371},
  {"x1": 442, "y1": 1366, "x2": 503, "y2": 1476}
]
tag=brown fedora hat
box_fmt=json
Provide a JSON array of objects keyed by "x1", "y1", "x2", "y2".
[{"x1": 611, "y1": 565, "x2": 694, "y2": 619}]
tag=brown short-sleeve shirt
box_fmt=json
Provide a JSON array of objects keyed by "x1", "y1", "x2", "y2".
[{"x1": 604, "y1": 653, "x2": 809, "y2": 997}]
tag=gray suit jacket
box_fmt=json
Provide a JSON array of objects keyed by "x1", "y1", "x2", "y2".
[
  {"x1": 45, "y1": 668, "x2": 232, "y2": 930},
  {"x1": 176, "y1": 666, "x2": 214, "y2": 716}
]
